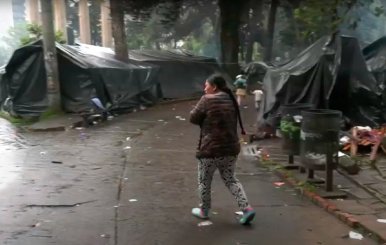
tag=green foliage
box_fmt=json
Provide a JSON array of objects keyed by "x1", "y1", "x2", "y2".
[
  {"x1": 125, "y1": 2, "x2": 218, "y2": 58},
  {"x1": 292, "y1": 0, "x2": 384, "y2": 44},
  {"x1": 0, "y1": 111, "x2": 37, "y2": 125},
  {"x1": 20, "y1": 23, "x2": 66, "y2": 46},
  {"x1": 280, "y1": 118, "x2": 301, "y2": 140},
  {"x1": 20, "y1": 23, "x2": 42, "y2": 45},
  {"x1": 181, "y1": 20, "x2": 217, "y2": 57},
  {"x1": 293, "y1": 0, "x2": 342, "y2": 43},
  {"x1": 295, "y1": 180, "x2": 317, "y2": 193}
]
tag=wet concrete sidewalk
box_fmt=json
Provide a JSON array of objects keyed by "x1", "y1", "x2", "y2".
[
  {"x1": 249, "y1": 138, "x2": 386, "y2": 243},
  {"x1": 0, "y1": 97, "x2": 384, "y2": 244}
]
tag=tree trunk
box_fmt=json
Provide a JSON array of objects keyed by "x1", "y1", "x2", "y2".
[
  {"x1": 218, "y1": 0, "x2": 244, "y2": 77},
  {"x1": 263, "y1": 0, "x2": 279, "y2": 62},
  {"x1": 155, "y1": 41, "x2": 161, "y2": 50},
  {"x1": 110, "y1": 0, "x2": 128, "y2": 62},
  {"x1": 245, "y1": 0, "x2": 264, "y2": 63},
  {"x1": 40, "y1": 0, "x2": 61, "y2": 112}
]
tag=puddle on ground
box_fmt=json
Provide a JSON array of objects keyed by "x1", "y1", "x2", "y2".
[{"x1": 0, "y1": 118, "x2": 28, "y2": 150}]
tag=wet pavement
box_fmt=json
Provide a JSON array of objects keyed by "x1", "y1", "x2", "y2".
[{"x1": 0, "y1": 100, "x2": 381, "y2": 245}]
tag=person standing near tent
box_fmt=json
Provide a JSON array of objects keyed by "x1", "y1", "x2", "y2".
[
  {"x1": 233, "y1": 74, "x2": 247, "y2": 106},
  {"x1": 189, "y1": 74, "x2": 256, "y2": 225}
]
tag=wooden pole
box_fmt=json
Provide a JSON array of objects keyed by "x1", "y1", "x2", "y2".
[
  {"x1": 101, "y1": 0, "x2": 113, "y2": 48},
  {"x1": 26, "y1": 0, "x2": 40, "y2": 24},
  {"x1": 79, "y1": 0, "x2": 91, "y2": 44},
  {"x1": 53, "y1": 0, "x2": 68, "y2": 42}
]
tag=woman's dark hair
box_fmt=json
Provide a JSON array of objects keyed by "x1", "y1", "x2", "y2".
[{"x1": 206, "y1": 74, "x2": 246, "y2": 135}]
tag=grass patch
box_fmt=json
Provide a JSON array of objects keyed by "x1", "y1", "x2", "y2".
[
  {"x1": 295, "y1": 180, "x2": 317, "y2": 192},
  {"x1": 0, "y1": 109, "x2": 64, "y2": 126},
  {"x1": 0, "y1": 111, "x2": 37, "y2": 125},
  {"x1": 260, "y1": 157, "x2": 317, "y2": 193},
  {"x1": 40, "y1": 109, "x2": 64, "y2": 120}
]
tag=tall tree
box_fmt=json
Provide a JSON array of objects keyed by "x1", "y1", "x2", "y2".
[
  {"x1": 40, "y1": 0, "x2": 62, "y2": 112},
  {"x1": 218, "y1": 0, "x2": 245, "y2": 76},
  {"x1": 243, "y1": 0, "x2": 265, "y2": 63},
  {"x1": 111, "y1": 0, "x2": 128, "y2": 62},
  {"x1": 264, "y1": 0, "x2": 279, "y2": 62},
  {"x1": 291, "y1": 0, "x2": 382, "y2": 45}
]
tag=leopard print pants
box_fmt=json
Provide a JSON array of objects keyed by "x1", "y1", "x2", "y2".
[{"x1": 197, "y1": 156, "x2": 249, "y2": 212}]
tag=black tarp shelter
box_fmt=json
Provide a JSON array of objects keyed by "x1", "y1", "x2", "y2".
[
  {"x1": 260, "y1": 34, "x2": 383, "y2": 128},
  {"x1": 128, "y1": 49, "x2": 224, "y2": 98},
  {"x1": 0, "y1": 41, "x2": 225, "y2": 116}
]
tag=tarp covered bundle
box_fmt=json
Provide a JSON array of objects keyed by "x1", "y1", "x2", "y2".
[
  {"x1": 261, "y1": 34, "x2": 384, "y2": 128},
  {"x1": 0, "y1": 41, "x2": 224, "y2": 116}
]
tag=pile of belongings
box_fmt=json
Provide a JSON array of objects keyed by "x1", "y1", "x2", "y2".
[{"x1": 341, "y1": 126, "x2": 386, "y2": 161}]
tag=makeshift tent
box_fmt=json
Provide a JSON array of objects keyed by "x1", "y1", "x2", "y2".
[
  {"x1": 362, "y1": 36, "x2": 386, "y2": 116},
  {"x1": 0, "y1": 65, "x2": 6, "y2": 105},
  {"x1": 0, "y1": 41, "x2": 225, "y2": 116},
  {"x1": 57, "y1": 43, "x2": 160, "y2": 113},
  {"x1": 260, "y1": 34, "x2": 383, "y2": 128},
  {"x1": 1, "y1": 42, "x2": 48, "y2": 116},
  {"x1": 0, "y1": 40, "x2": 159, "y2": 116},
  {"x1": 128, "y1": 49, "x2": 224, "y2": 98}
]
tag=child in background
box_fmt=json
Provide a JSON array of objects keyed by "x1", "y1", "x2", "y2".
[{"x1": 233, "y1": 75, "x2": 247, "y2": 106}]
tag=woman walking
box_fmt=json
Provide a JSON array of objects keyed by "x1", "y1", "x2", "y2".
[{"x1": 189, "y1": 74, "x2": 255, "y2": 225}]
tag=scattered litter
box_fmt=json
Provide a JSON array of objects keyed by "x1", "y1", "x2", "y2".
[
  {"x1": 100, "y1": 234, "x2": 111, "y2": 238},
  {"x1": 40, "y1": 152, "x2": 47, "y2": 156},
  {"x1": 339, "y1": 136, "x2": 350, "y2": 145},
  {"x1": 175, "y1": 116, "x2": 186, "y2": 121},
  {"x1": 349, "y1": 231, "x2": 363, "y2": 240},
  {"x1": 212, "y1": 211, "x2": 218, "y2": 215},
  {"x1": 123, "y1": 178, "x2": 128, "y2": 180},
  {"x1": 126, "y1": 137, "x2": 131, "y2": 141},
  {"x1": 377, "y1": 219, "x2": 386, "y2": 223},
  {"x1": 198, "y1": 221, "x2": 213, "y2": 227},
  {"x1": 355, "y1": 126, "x2": 371, "y2": 131},
  {"x1": 235, "y1": 211, "x2": 243, "y2": 216},
  {"x1": 51, "y1": 161, "x2": 63, "y2": 164},
  {"x1": 293, "y1": 115, "x2": 302, "y2": 123},
  {"x1": 80, "y1": 132, "x2": 87, "y2": 140},
  {"x1": 274, "y1": 182, "x2": 285, "y2": 187},
  {"x1": 114, "y1": 205, "x2": 119, "y2": 208},
  {"x1": 31, "y1": 222, "x2": 41, "y2": 228},
  {"x1": 124, "y1": 146, "x2": 131, "y2": 150},
  {"x1": 129, "y1": 199, "x2": 138, "y2": 202},
  {"x1": 158, "y1": 119, "x2": 164, "y2": 122},
  {"x1": 75, "y1": 127, "x2": 84, "y2": 130}
]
